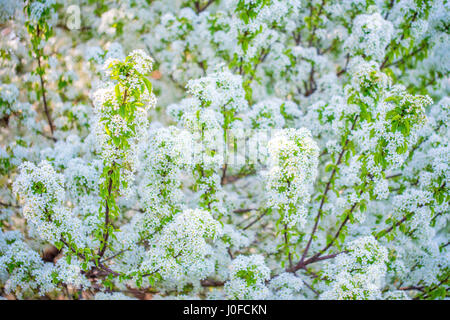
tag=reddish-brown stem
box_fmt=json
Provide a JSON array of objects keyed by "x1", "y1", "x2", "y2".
[
  {"x1": 194, "y1": 0, "x2": 215, "y2": 13},
  {"x1": 300, "y1": 115, "x2": 359, "y2": 264},
  {"x1": 242, "y1": 211, "x2": 267, "y2": 230},
  {"x1": 98, "y1": 87, "x2": 129, "y2": 258},
  {"x1": 337, "y1": 53, "x2": 350, "y2": 77},
  {"x1": 220, "y1": 163, "x2": 228, "y2": 185},
  {"x1": 288, "y1": 251, "x2": 346, "y2": 273},
  {"x1": 98, "y1": 167, "x2": 114, "y2": 258},
  {"x1": 284, "y1": 224, "x2": 293, "y2": 269},
  {"x1": 36, "y1": 25, "x2": 54, "y2": 136}
]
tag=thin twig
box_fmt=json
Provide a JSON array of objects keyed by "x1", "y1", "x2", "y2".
[{"x1": 300, "y1": 115, "x2": 359, "y2": 264}]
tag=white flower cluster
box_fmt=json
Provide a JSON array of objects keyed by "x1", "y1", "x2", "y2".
[
  {"x1": 136, "y1": 126, "x2": 192, "y2": 235},
  {"x1": 0, "y1": 0, "x2": 21, "y2": 22},
  {"x1": 390, "y1": 189, "x2": 434, "y2": 237},
  {"x1": 53, "y1": 257, "x2": 91, "y2": 290},
  {"x1": 140, "y1": 208, "x2": 221, "y2": 283},
  {"x1": 27, "y1": 0, "x2": 55, "y2": 24},
  {"x1": 321, "y1": 236, "x2": 388, "y2": 300},
  {"x1": 0, "y1": 83, "x2": 19, "y2": 110},
  {"x1": 266, "y1": 128, "x2": 319, "y2": 228},
  {"x1": 0, "y1": 0, "x2": 448, "y2": 300},
  {"x1": 224, "y1": 254, "x2": 270, "y2": 300},
  {"x1": 245, "y1": 98, "x2": 301, "y2": 129},
  {"x1": 127, "y1": 49, "x2": 154, "y2": 76},
  {"x1": 0, "y1": 230, "x2": 56, "y2": 298},
  {"x1": 268, "y1": 272, "x2": 303, "y2": 300},
  {"x1": 167, "y1": 69, "x2": 249, "y2": 217},
  {"x1": 92, "y1": 50, "x2": 157, "y2": 192},
  {"x1": 342, "y1": 59, "x2": 432, "y2": 195},
  {"x1": 12, "y1": 161, "x2": 85, "y2": 247},
  {"x1": 223, "y1": 0, "x2": 300, "y2": 62},
  {"x1": 344, "y1": 12, "x2": 394, "y2": 61},
  {"x1": 184, "y1": 68, "x2": 249, "y2": 129},
  {"x1": 64, "y1": 158, "x2": 101, "y2": 200}
]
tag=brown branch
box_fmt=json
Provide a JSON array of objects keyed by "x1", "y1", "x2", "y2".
[
  {"x1": 220, "y1": 163, "x2": 228, "y2": 185},
  {"x1": 33, "y1": 26, "x2": 53, "y2": 135},
  {"x1": 98, "y1": 166, "x2": 114, "y2": 258},
  {"x1": 399, "y1": 285, "x2": 425, "y2": 292},
  {"x1": 100, "y1": 248, "x2": 127, "y2": 263},
  {"x1": 293, "y1": 31, "x2": 302, "y2": 45},
  {"x1": 384, "y1": 0, "x2": 395, "y2": 20},
  {"x1": 201, "y1": 279, "x2": 225, "y2": 287},
  {"x1": 308, "y1": 0, "x2": 326, "y2": 47},
  {"x1": 55, "y1": 23, "x2": 91, "y2": 32},
  {"x1": 248, "y1": 47, "x2": 271, "y2": 83},
  {"x1": 380, "y1": 12, "x2": 418, "y2": 70},
  {"x1": 98, "y1": 263, "x2": 122, "y2": 277},
  {"x1": 306, "y1": 184, "x2": 366, "y2": 264},
  {"x1": 337, "y1": 53, "x2": 350, "y2": 77},
  {"x1": 440, "y1": 241, "x2": 450, "y2": 249},
  {"x1": 38, "y1": 130, "x2": 57, "y2": 142},
  {"x1": 383, "y1": 42, "x2": 427, "y2": 70},
  {"x1": 376, "y1": 215, "x2": 408, "y2": 240},
  {"x1": 386, "y1": 173, "x2": 402, "y2": 179},
  {"x1": 36, "y1": 30, "x2": 54, "y2": 136},
  {"x1": 0, "y1": 201, "x2": 20, "y2": 209},
  {"x1": 288, "y1": 250, "x2": 347, "y2": 273},
  {"x1": 234, "y1": 208, "x2": 257, "y2": 214},
  {"x1": 415, "y1": 275, "x2": 450, "y2": 299},
  {"x1": 194, "y1": 0, "x2": 215, "y2": 13},
  {"x1": 311, "y1": 203, "x2": 359, "y2": 261},
  {"x1": 299, "y1": 115, "x2": 359, "y2": 264},
  {"x1": 222, "y1": 169, "x2": 256, "y2": 184},
  {"x1": 284, "y1": 224, "x2": 293, "y2": 269},
  {"x1": 200, "y1": 0, "x2": 215, "y2": 13},
  {"x1": 303, "y1": 280, "x2": 320, "y2": 297},
  {"x1": 378, "y1": 179, "x2": 445, "y2": 239},
  {"x1": 59, "y1": 238, "x2": 85, "y2": 261},
  {"x1": 97, "y1": 85, "x2": 129, "y2": 258},
  {"x1": 304, "y1": 64, "x2": 317, "y2": 97},
  {"x1": 242, "y1": 210, "x2": 267, "y2": 230}
]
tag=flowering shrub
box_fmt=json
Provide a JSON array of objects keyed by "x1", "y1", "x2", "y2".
[{"x1": 0, "y1": 0, "x2": 448, "y2": 300}]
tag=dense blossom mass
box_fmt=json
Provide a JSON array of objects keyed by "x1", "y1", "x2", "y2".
[{"x1": 0, "y1": 0, "x2": 448, "y2": 300}]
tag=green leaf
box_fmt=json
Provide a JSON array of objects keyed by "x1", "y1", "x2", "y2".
[{"x1": 142, "y1": 77, "x2": 153, "y2": 94}]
